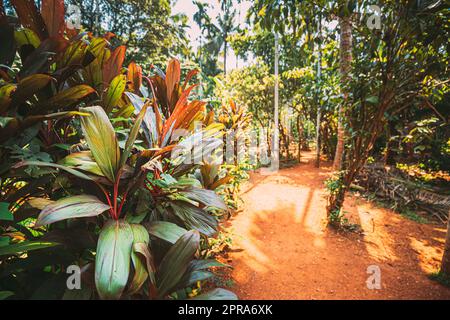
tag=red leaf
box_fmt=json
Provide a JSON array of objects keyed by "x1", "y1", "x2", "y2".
[
  {"x1": 165, "y1": 59, "x2": 180, "y2": 105},
  {"x1": 127, "y1": 61, "x2": 142, "y2": 95},
  {"x1": 103, "y1": 32, "x2": 116, "y2": 41},
  {"x1": 41, "y1": 0, "x2": 65, "y2": 38},
  {"x1": 182, "y1": 69, "x2": 199, "y2": 90},
  {"x1": 11, "y1": 0, "x2": 48, "y2": 40},
  {"x1": 103, "y1": 45, "x2": 126, "y2": 86}
]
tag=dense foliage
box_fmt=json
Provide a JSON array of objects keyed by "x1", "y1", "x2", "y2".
[{"x1": 0, "y1": 0, "x2": 241, "y2": 300}]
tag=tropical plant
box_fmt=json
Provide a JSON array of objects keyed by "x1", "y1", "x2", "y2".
[{"x1": 0, "y1": 1, "x2": 236, "y2": 300}]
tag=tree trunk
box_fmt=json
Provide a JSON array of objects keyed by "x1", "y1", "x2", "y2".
[
  {"x1": 441, "y1": 211, "x2": 450, "y2": 275},
  {"x1": 315, "y1": 109, "x2": 321, "y2": 168},
  {"x1": 224, "y1": 39, "x2": 228, "y2": 75},
  {"x1": 384, "y1": 120, "x2": 397, "y2": 165},
  {"x1": 297, "y1": 114, "x2": 302, "y2": 162},
  {"x1": 333, "y1": 15, "x2": 352, "y2": 171}
]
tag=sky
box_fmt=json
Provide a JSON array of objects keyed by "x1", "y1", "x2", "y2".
[{"x1": 172, "y1": 0, "x2": 253, "y2": 70}]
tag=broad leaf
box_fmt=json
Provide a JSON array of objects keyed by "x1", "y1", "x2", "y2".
[
  {"x1": 127, "y1": 61, "x2": 142, "y2": 94},
  {"x1": 36, "y1": 195, "x2": 110, "y2": 227},
  {"x1": 13, "y1": 160, "x2": 96, "y2": 181},
  {"x1": 58, "y1": 151, "x2": 103, "y2": 176},
  {"x1": 95, "y1": 220, "x2": 133, "y2": 300},
  {"x1": 0, "y1": 202, "x2": 13, "y2": 221},
  {"x1": 103, "y1": 45, "x2": 125, "y2": 85},
  {"x1": 104, "y1": 74, "x2": 126, "y2": 113},
  {"x1": 41, "y1": 0, "x2": 65, "y2": 37},
  {"x1": 12, "y1": 74, "x2": 53, "y2": 104},
  {"x1": 0, "y1": 241, "x2": 59, "y2": 256},
  {"x1": 169, "y1": 201, "x2": 218, "y2": 236},
  {"x1": 14, "y1": 28, "x2": 41, "y2": 49},
  {"x1": 128, "y1": 224, "x2": 151, "y2": 295},
  {"x1": 126, "y1": 92, "x2": 158, "y2": 146},
  {"x1": 11, "y1": 0, "x2": 48, "y2": 40},
  {"x1": 146, "y1": 221, "x2": 187, "y2": 244},
  {"x1": 156, "y1": 230, "x2": 200, "y2": 298},
  {"x1": 179, "y1": 187, "x2": 227, "y2": 210},
  {"x1": 191, "y1": 288, "x2": 238, "y2": 300},
  {"x1": 80, "y1": 106, "x2": 120, "y2": 182},
  {"x1": 120, "y1": 101, "x2": 148, "y2": 167},
  {"x1": 39, "y1": 85, "x2": 95, "y2": 112},
  {"x1": 0, "y1": 291, "x2": 14, "y2": 300}
]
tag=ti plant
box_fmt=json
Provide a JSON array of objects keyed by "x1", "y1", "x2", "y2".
[
  {"x1": 13, "y1": 104, "x2": 235, "y2": 300},
  {"x1": 0, "y1": 1, "x2": 236, "y2": 300}
]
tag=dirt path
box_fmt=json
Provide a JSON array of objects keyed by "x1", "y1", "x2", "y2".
[{"x1": 225, "y1": 151, "x2": 450, "y2": 299}]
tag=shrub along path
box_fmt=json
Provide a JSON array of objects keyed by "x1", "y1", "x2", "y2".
[{"x1": 225, "y1": 151, "x2": 450, "y2": 299}]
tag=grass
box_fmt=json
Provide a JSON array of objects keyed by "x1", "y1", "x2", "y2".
[
  {"x1": 429, "y1": 271, "x2": 450, "y2": 288},
  {"x1": 357, "y1": 191, "x2": 431, "y2": 224},
  {"x1": 400, "y1": 208, "x2": 429, "y2": 224}
]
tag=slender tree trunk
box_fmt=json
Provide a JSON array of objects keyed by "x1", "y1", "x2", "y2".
[
  {"x1": 384, "y1": 120, "x2": 397, "y2": 165},
  {"x1": 297, "y1": 115, "x2": 302, "y2": 162},
  {"x1": 224, "y1": 39, "x2": 228, "y2": 75},
  {"x1": 333, "y1": 15, "x2": 352, "y2": 171},
  {"x1": 315, "y1": 14, "x2": 322, "y2": 168},
  {"x1": 441, "y1": 211, "x2": 450, "y2": 275}
]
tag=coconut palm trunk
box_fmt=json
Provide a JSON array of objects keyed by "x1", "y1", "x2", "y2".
[{"x1": 333, "y1": 15, "x2": 352, "y2": 171}]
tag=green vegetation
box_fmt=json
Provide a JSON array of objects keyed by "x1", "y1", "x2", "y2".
[{"x1": 0, "y1": 0, "x2": 449, "y2": 299}]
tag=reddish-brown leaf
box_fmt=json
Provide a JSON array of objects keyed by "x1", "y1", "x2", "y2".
[
  {"x1": 165, "y1": 59, "x2": 180, "y2": 105},
  {"x1": 11, "y1": 0, "x2": 48, "y2": 40},
  {"x1": 103, "y1": 45, "x2": 126, "y2": 86},
  {"x1": 127, "y1": 61, "x2": 142, "y2": 94},
  {"x1": 182, "y1": 69, "x2": 199, "y2": 90},
  {"x1": 41, "y1": 0, "x2": 65, "y2": 38}
]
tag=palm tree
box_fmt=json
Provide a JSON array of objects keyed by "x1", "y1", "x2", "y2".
[{"x1": 193, "y1": 0, "x2": 239, "y2": 75}]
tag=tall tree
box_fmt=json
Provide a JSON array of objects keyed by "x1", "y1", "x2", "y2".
[
  {"x1": 66, "y1": 0, "x2": 190, "y2": 67},
  {"x1": 193, "y1": 0, "x2": 239, "y2": 76},
  {"x1": 326, "y1": 0, "x2": 449, "y2": 227},
  {"x1": 332, "y1": 2, "x2": 354, "y2": 170}
]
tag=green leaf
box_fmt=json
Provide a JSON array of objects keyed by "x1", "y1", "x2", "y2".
[
  {"x1": 0, "y1": 117, "x2": 14, "y2": 128},
  {"x1": 12, "y1": 74, "x2": 53, "y2": 104},
  {"x1": 182, "y1": 270, "x2": 213, "y2": 287},
  {"x1": 13, "y1": 160, "x2": 95, "y2": 181},
  {"x1": 104, "y1": 74, "x2": 126, "y2": 113},
  {"x1": 58, "y1": 151, "x2": 104, "y2": 176},
  {"x1": 146, "y1": 221, "x2": 188, "y2": 244},
  {"x1": 37, "y1": 85, "x2": 95, "y2": 113},
  {"x1": 95, "y1": 220, "x2": 133, "y2": 300},
  {"x1": 180, "y1": 187, "x2": 227, "y2": 210},
  {"x1": 128, "y1": 224, "x2": 151, "y2": 295},
  {"x1": 0, "y1": 291, "x2": 14, "y2": 300},
  {"x1": 120, "y1": 102, "x2": 148, "y2": 167},
  {"x1": 191, "y1": 288, "x2": 238, "y2": 300},
  {"x1": 0, "y1": 237, "x2": 9, "y2": 247},
  {"x1": 179, "y1": 259, "x2": 229, "y2": 289},
  {"x1": 80, "y1": 106, "x2": 120, "y2": 182},
  {"x1": 14, "y1": 28, "x2": 41, "y2": 49},
  {"x1": 366, "y1": 96, "x2": 379, "y2": 105},
  {"x1": 156, "y1": 230, "x2": 200, "y2": 298},
  {"x1": 169, "y1": 201, "x2": 218, "y2": 236},
  {"x1": 0, "y1": 241, "x2": 60, "y2": 256},
  {"x1": 36, "y1": 195, "x2": 110, "y2": 227},
  {"x1": 130, "y1": 224, "x2": 149, "y2": 244},
  {"x1": 0, "y1": 202, "x2": 13, "y2": 221}
]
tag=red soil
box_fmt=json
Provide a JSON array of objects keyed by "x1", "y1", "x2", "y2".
[{"x1": 225, "y1": 151, "x2": 450, "y2": 299}]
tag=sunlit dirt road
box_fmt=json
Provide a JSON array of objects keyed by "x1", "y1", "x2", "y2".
[{"x1": 227, "y1": 151, "x2": 450, "y2": 299}]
